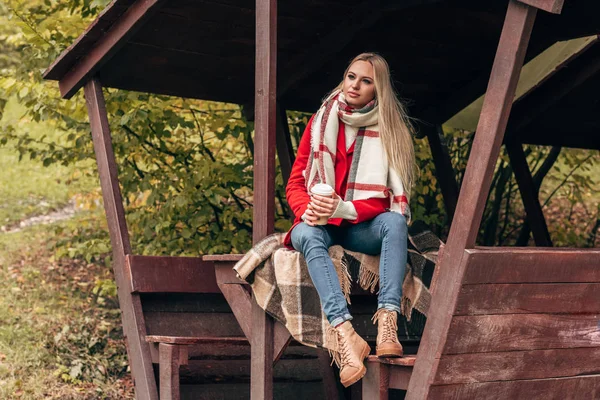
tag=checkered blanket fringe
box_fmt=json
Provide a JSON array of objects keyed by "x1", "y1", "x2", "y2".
[{"x1": 233, "y1": 227, "x2": 442, "y2": 352}]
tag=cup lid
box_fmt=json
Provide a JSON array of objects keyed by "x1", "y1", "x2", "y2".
[{"x1": 311, "y1": 183, "x2": 334, "y2": 195}]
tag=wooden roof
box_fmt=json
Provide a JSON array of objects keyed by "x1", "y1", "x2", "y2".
[
  {"x1": 45, "y1": 0, "x2": 600, "y2": 142},
  {"x1": 505, "y1": 37, "x2": 600, "y2": 150}
]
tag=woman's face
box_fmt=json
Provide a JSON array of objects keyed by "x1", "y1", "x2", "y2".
[{"x1": 342, "y1": 60, "x2": 375, "y2": 109}]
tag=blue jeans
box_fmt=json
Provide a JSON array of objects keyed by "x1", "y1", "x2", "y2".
[{"x1": 290, "y1": 212, "x2": 408, "y2": 327}]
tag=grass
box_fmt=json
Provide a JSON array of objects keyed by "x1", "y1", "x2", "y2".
[
  {"x1": 0, "y1": 98, "x2": 97, "y2": 228},
  {"x1": 0, "y1": 215, "x2": 134, "y2": 399},
  {"x1": 0, "y1": 98, "x2": 132, "y2": 399}
]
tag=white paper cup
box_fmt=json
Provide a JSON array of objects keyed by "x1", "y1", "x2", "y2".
[{"x1": 310, "y1": 183, "x2": 334, "y2": 225}]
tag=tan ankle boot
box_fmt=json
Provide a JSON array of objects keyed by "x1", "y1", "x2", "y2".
[
  {"x1": 372, "y1": 309, "x2": 404, "y2": 357},
  {"x1": 329, "y1": 321, "x2": 371, "y2": 387}
]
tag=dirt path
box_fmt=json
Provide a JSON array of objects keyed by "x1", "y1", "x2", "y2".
[{"x1": 0, "y1": 200, "x2": 77, "y2": 234}]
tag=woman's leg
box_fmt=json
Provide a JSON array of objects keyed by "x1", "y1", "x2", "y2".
[
  {"x1": 290, "y1": 222, "x2": 352, "y2": 327},
  {"x1": 340, "y1": 212, "x2": 408, "y2": 312}
]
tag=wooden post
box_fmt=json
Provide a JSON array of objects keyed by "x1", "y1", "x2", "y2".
[
  {"x1": 362, "y1": 361, "x2": 390, "y2": 400},
  {"x1": 426, "y1": 125, "x2": 460, "y2": 222},
  {"x1": 505, "y1": 141, "x2": 552, "y2": 246},
  {"x1": 159, "y1": 343, "x2": 182, "y2": 400},
  {"x1": 253, "y1": 0, "x2": 277, "y2": 398},
  {"x1": 84, "y1": 78, "x2": 158, "y2": 400},
  {"x1": 57, "y1": 0, "x2": 165, "y2": 99},
  {"x1": 406, "y1": 2, "x2": 538, "y2": 399},
  {"x1": 517, "y1": 0, "x2": 564, "y2": 13}
]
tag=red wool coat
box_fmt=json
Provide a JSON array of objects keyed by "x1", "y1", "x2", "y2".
[{"x1": 284, "y1": 115, "x2": 389, "y2": 247}]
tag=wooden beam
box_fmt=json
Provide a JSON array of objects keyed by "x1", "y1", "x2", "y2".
[
  {"x1": 275, "y1": 104, "x2": 296, "y2": 220},
  {"x1": 406, "y1": 2, "x2": 538, "y2": 399},
  {"x1": 362, "y1": 360, "x2": 390, "y2": 399},
  {"x1": 216, "y1": 282, "x2": 254, "y2": 341},
  {"x1": 435, "y1": 347, "x2": 600, "y2": 385},
  {"x1": 463, "y1": 247, "x2": 600, "y2": 284},
  {"x1": 429, "y1": 375, "x2": 600, "y2": 399},
  {"x1": 272, "y1": 323, "x2": 292, "y2": 364},
  {"x1": 159, "y1": 343, "x2": 181, "y2": 400},
  {"x1": 214, "y1": 266, "x2": 293, "y2": 364},
  {"x1": 275, "y1": 103, "x2": 295, "y2": 187},
  {"x1": 253, "y1": 0, "x2": 277, "y2": 398},
  {"x1": 515, "y1": 145, "x2": 560, "y2": 245},
  {"x1": 126, "y1": 255, "x2": 219, "y2": 293},
  {"x1": 445, "y1": 313, "x2": 600, "y2": 354},
  {"x1": 518, "y1": 0, "x2": 564, "y2": 14},
  {"x1": 425, "y1": 124, "x2": 459, "y2": 222},
  {"x1": 59, "y1": 0, "x2": 165, "y2": 99},
  {"x1": 455, "y1": 283, "x2": 600, "y2": 315},
  {"x1": 254, "y1": 0, "x2": 277, "y2": 243},
  {"x1": 505, "y1": 141, "x2": 552, "y2": 246},
  {"x1": 84, "y1": 79, "x2": 158, "y2": 400}
]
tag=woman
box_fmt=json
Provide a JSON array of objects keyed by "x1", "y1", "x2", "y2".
[{"x1": 285, "y1": 53, "x2": 416, "y2": 387}]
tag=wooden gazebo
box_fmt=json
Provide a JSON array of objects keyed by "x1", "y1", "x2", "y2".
[{"x1": 45, "y1": 0, "x2": 600, "y2": 398}]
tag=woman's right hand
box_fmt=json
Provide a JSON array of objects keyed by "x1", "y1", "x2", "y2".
[{"x1": 302, "y1": 208, "x2": 320, "y2": 227}]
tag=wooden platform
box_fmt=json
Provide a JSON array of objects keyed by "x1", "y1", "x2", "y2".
[
  {"x1": 44, "y1": 0, "x2": 600, "y2": 398},
  {"x1": 422, "y1": 247, "x2": 600, "y2": 399}
]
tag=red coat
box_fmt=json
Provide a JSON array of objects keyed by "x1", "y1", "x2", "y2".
[{"x1": 284, "y1": 115, "x2": 389, "y2": 247}]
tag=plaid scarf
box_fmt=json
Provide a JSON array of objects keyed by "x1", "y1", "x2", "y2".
[
  {"x1": 233, "y1": 227, "x2": 441, "y2": 352},
  {"x1": 304, "y1": 90, "x2": 411, "y2": 220}
]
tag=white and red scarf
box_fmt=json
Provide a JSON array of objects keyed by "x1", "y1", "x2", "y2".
[{"x1": 304, "y1": 90, "x2": 411, "y2": 220}]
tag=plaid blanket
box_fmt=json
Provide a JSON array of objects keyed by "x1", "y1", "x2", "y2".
[{"x1": 233, "y1": 225, "x2": 442, "y2": 351}]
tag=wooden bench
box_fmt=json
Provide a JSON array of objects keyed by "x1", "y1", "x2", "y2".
[
  {"x1": 145, "y1": 336, "x2": 248, "y2": 400},
  {"x1": 127, "y1": 254, "x2": 247, "y2": 400},
  {"x1": 205, "y1": 253, "x2": 429, "y2": 400},
  {"x1": 128, "y1": 254, "x2": 342, "y2": 399},
  {"x1": 206, "y1": 254, "x2": 342, "y2": 399}
]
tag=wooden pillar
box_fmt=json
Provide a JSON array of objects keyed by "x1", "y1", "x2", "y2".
[
  {"x1": 159, "y1": 343, "x2": 182, "y2": 400},
  {"x1": 253, "y1": 0, "x2": 277, "y2": 398},
  {"x1": 406, "y1": 2, "x2": 538, "y2": 399},
  {"x1": 506, "y1": 141, "x2": 552, "y2": 246},
  {"x1": 362, "y1": 362, "x2": 390, "y2": 400},
  {"x1": 84, "y1": 79, "x2": 158, "y2": 400},
  {"x1": 426, "y1": 125, "x2": 460, "y2": 222}
]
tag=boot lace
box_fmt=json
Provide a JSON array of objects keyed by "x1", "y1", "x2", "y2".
[
  {"x1": 372, "y1": 309, "x2": 399, "y2": 343},
  {"x1": 328, "y1": 329, "x2": 352, "y2": 369}
]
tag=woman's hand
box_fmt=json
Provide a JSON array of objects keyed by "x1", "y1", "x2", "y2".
[
  {"x1": 308, "y1": 194, "x2": 340, "y2": 218},
  {"x1": 302, "y1": 208, "x2": 320, "y2": 226}
]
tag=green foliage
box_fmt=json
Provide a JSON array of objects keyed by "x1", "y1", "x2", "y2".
[
  {"x1": 1, "y1": 0, "x2": 599, "y2": 260},
  {"x1": 410, "y1": 135, "x2": 448, "y2": 236},
  {"x1": 0, "y1": 0, "x2": 294, "y2": 257},
  {"x1": 50, "y1": 311, "x2": 127, "y2": 385},
  {"x1": 0, "y1": 1, "x2": 598, "y2": 397},
  {"x1": 410, "y1": 127, "x2": 599, "y2": 247}
]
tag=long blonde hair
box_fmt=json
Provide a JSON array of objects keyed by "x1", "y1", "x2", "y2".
[{"x1": 330, "y1": 53, "x2": 416, "y2": 197}]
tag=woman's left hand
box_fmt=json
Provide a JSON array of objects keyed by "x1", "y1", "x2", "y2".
[{"x1": 308, "y1": 194, "x2": 340, "y2": 218}]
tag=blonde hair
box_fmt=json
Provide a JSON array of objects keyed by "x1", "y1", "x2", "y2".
[{"x1": 329, "y1": 53, "x2": 416, "y2": 197}]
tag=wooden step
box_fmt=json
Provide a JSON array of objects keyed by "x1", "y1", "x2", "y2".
[
  {"x1": 362, "y1": 355, "x2": 416, "y2": 399},
  {"x1": 145, "y1": 335, "x2": 248, "y2": 345},
  {"x1": 367, "y1": 355, "x2": 416, "y2": 367}
]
